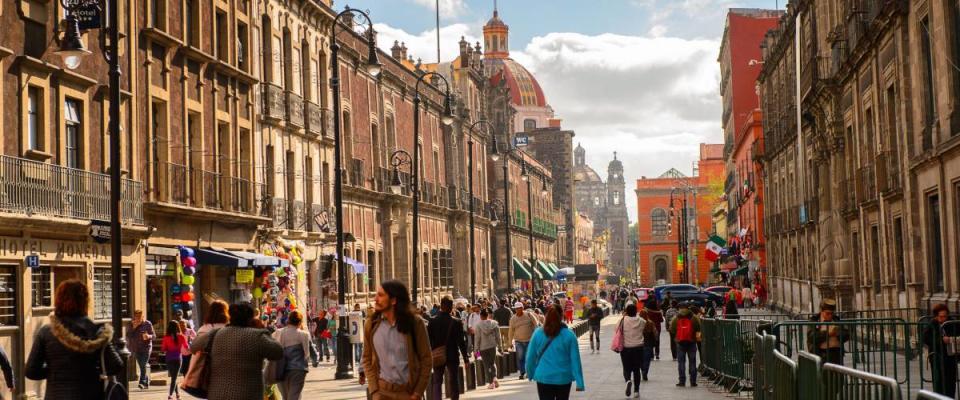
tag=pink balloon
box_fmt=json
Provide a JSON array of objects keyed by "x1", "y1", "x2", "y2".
[{"x1": 182, "y1": 256, "x2": 197, "y2": 267}]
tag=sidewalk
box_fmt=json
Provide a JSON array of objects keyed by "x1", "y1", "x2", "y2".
[{"x1": 135, "y1": 316, "x2": 733, "y2": 399}]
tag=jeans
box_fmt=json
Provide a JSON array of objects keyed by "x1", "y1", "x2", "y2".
[
  {"x1": 166, "y1": 359, "x2": 181, "y2": 396},
  {"x1": 317, "y1": 336, "x2": 330, "y2": 360},
  {"x1": 620, "y1": 346, "x2": 643, "y2": 391},
  {"x1": 930, "y1": 354, "x2": 958, "y2": 398},
  {"x1": 479, "y1": 348, "x2": 498, "y2": 385},
  {"x1": 536, "y1": 383, "x2": 571, "y2": 400},
  {"x1": 515, "y1": 341, "x2": 529, "y2": 375},
  {"x1": 180, "y1": 355, "x2": 191, "y2": 376},
  {"x1": 431, "y1": 363, "x2": 460, "y2": 400},
  {"x1": 640, "y1": 345, "x2": 653, "y2": 377},
  {"x1": 279, "y1": 369, "x2": 307, "y2": 400},
  {"x1": 134, "y1": 351, "x2": 150, "y2": 386},
  {"x1": 669, "y1": 332, "x2": 677, "y2": 359},
  {"x1": 654, "y1": 327, "x2": 661, "y2": 358},
  {"x1": 589, "y1": 325, "x2": 601, "y2": 350},
  {"x1": 329, "y1": 336, "x2": 337, "y2": 358},
  {"x1": 677, "y1": 342, "x2": 697, "y2": 384},
  {"x1": 354, "y1": 343, "x2": 364, "y2": 372}
]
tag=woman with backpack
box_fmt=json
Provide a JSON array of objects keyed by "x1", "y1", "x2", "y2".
[
  {"x1": 668, "y1": 302, "x2": 702, "y2": 387},
  {"x1": 161, "y1": 320, "x2": 187, "y2": 399},
  {"x1": 525, "y1": 304, "x2": 585, "y2": 400},
  {"x1": 272, "y1": 310, "x2": 312, "y2": 400},
  {"x1": 618, "y1": 303, "x2": 646, "y2": 398}
]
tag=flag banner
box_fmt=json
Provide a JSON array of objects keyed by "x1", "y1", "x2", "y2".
[{"x1": 705, "y1": 235, "x2": 726, "y2": 262}]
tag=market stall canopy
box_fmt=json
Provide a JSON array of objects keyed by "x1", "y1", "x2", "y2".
[
  {"x1": 513, "y1": 258, "x2": 532, "y2": 280},
  {"x1": 524, "y1": 259, "x2": 543, "y2": 280},
  {"x1": 193, "y1": 248, "x2": 249, "y2": 268},
  {"x1": 225, "y1": 250, "x2": 288, "y2": 267},
  {"x1": 546, "y1": 263, "x2": 559, "y2": 275},
  {"x1": 535, "y1": 260, "x2": 554, "y2": 279}
]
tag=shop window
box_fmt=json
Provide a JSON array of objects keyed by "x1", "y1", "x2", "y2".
[
  {"x1": 0, "y1": 266, "x2": 17, "y2": 325},
  {"x1": 31, "y1": 265, "x2": 52, "y2": 308},
  {"x1": 93, "y1": 267, "x2": 131, "y2": 321}
]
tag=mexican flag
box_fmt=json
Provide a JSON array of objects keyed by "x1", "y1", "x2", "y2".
[{"x1": 705, "y1": 235, "x2": 726, "y2": 262}]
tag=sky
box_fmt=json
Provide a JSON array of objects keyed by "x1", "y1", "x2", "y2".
[{"x1": 341, "y1": 0, "x2": 782, "y2": 222}]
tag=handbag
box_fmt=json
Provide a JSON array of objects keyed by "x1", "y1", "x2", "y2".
[
  {"x1": 181, "y1": 328, "x2": 220, "y2": 399},
  {"x1": 610, "y1": 318, "x2": 625, "y2": 353},
  {"x1": 431, "y1": 318, "x2": 456, "y2": 367},
  {"x1": 265, "y1": 331, "x2": 289, "y2": 384},
  {"x1": 100, "y1": 345, "x2": 127, "y2": 400}
]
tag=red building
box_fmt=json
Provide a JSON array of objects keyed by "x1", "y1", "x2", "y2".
[
  {"x1": 719, "y1": 8, "x2": 781, "y2": 282},
  {"x1": 635, "y1": 145, "x2": 725, "y2": 285}
]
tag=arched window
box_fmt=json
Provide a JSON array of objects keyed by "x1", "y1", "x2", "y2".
[
  {"x1": 655, "y1": 258, "x2": 668, "y2": 281},
  {"x1": 612, "y1": 191, "x2": 621, "y2": 205},
  {"x1": 523, "y1": 119, "x2": 536, "y2": 131},
  {"x1": 651, "y1": 208, "x2": 668, "y2": 236}
]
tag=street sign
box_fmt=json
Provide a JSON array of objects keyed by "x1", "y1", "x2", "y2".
[
  {"x1": 65, "y1": 0, "x2": 102, "y2": 30},
  {"x1": 89, "y1": 220, "x2": 110, "y2": 243},
  {"x1": 24, "y1": 255, "x2": 39, "y2": 269},
  {"x1": 514, "y1": 135, "x2": 529, "y2": 147}
]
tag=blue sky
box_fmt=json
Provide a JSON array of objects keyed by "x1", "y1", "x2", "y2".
[{"x1": 341, "y1": 0, "x2": 782, "y2": 221}]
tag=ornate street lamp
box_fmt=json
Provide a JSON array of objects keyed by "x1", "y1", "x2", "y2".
[
  {"x1": 465, "y1": 120, "x2": 495, "y2": 303},
  {"x1": 330, "y1": 6, "x2": 381, "y2": 380},
  {"x1": 53, "y1": 0, "x2": 92, "y2": 70}
]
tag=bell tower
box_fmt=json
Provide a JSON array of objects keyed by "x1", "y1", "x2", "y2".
[{"x1": 483, "y1": 1, "x2": 509, "y2": 59}]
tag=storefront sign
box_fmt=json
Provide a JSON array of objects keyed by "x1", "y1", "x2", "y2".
[
  {"x1": 88, "y1": 220, "x2": 111, "y2": 243},
  {"x1": 64, "y1": 0, "x2": 102, "y2": 30},
  {"x1": 0, "y1": 237, "x2": 110, "y2": 261},
  {"x1": 235, "y1": 269, "x2": 254, "y2": 284},
  {"x1": 24, "y1": 255, "x2": 39, "y2": 268}
]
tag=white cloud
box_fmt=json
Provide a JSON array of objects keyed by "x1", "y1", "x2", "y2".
[
  {"x1": 374, "y1": 22, "x2": 482, "y2": 64},
  {"x1": 408, "y1": 0, "x2": 469, "y2": 18}
]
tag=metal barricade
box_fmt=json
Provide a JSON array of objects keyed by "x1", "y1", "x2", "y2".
[
  {"x1": 753, "y1": 332, "x2": 768, "y2": 400},
  {"x1": 822, "y1": 362, "x2": 902, "y2": 399},
  {"x1": 769, "y1": 334, "x2": 798, "y2": 400},
  {"x1": 915, "y1": 390, "x2": 952, "y2": 400},
  {"x1": 797, "y1": 351, "x2": 822, "y2": 400}
]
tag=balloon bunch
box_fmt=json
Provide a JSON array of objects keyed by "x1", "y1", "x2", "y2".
[
  {"x1": 173, "y1": 246, "x2": 197, "y2": 318},
  {"x1": 254, "y1": 242, "x2": 304, "y2": 328}
]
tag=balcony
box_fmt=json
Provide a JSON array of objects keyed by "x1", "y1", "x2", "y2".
[
  {"x1": 840, "y1": 178, "x2": 858, "y2": 214},
  {"x1": 286, "y1": 91, "x2": 304, "y2": 128},
  {"x1": 160, "y1": 162, "x2": 261, "y2": 217},
  {"x1": 226, "y1": 176, "x2": 254, "y2": 214},
  {"x1": 751, "y1": 140, "x2": 764, "y2": 162},
  {"x1": 305, "y1": 101, "x2": 323, "y2": 135},
  {"x1": 288, "y1": 200, "x2": 305, "y2": 231},
  {"x1": 448, "y1": 186, "x2": 460, "y2": 210},
  {"x1": 876, "y1": 151, "x2": 901, "y2": 194},
  {"x1": 857, "y1": 164, "x2": 877, "y2": 204},
  {"x1": 201, "y1": 170, "x2": 222, "y2": 209},
  {"x1": 0, "y1": 155, "x2": 143, "y2": 224},
  {"x1": 322, "y1": 108, "x2": 334, "y2": 139},
  {"x1": 261, "y1": 84, "x2": 284, "y2": 121},
  {"x1": 305, "y1": 203, "x2": 327, "y2": 232},
  {"x1": 846, "y1": 6, "x2": 867, "y2": 52},
  {"x1": 268, "y1": 197, "x2": 288, "y2": 229}
]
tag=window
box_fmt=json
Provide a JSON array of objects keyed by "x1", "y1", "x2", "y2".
[
  {"x1": 851, "y1": 232, "x2": 861, "y2": 287},
  {"x1": 64, "y1": 99, "x2": 81, "y2": 169},
  {"x1": 0, "y1": 266, "x2": 16, "y2": 326},
  {"x1": 523, "y1": 119, "x2": 536, "y2": 131},
  {"x1": 368, "y1": 250, "x2": 376, "y2": 292},
  {"x1": 282, "y1": 29, "x2": 293, "y2": 91},
  {"x1": 928, "y1": 193, "x2": 944, "y2": 292},
  {"x1": 185, "y1": 0, "x2": 199, "y2": 47},
  {"x1": 31, "y1": 266, "x2": 52, "y2": 308},
  {"x1": 27, "y1": 87, "x2": 42, "y2": 152},
  {"x1": 886, "y1": 86, "x2": 899, "y2": 153},
  {"x1": 870, "y1": 225, "x2": 881, "y2": 294},
  {"x1": 655, "y1": 258, "x2": 668, "y2": 281},
  {"x1": 93, "y1": 267, "x2": 131, "y2": 320},
  {"x1": 150, "y1": 0, "x2": 166, "y2": 29},
  {"x1": 952, "y1": 1, "x2": 960, "y2": 115},
  {"x1": 894, "y1": 217, "x2": 905, "y2": 292},
  {"x1": 237, "y1": 22, "x2": 249, "y2": 71},
  {"x1": 920, "y1": 16, "x2": 936, "y2": 141},
  {"x1": 594, "y1": 196, "x2": 600, "y2": 206},
  {"x1": 24, "y1": 20, "x2": 46, "y2": 59},
  {"x1": 215, "y1": 11, "x2": 228, "y2": 61},
  {"x1": 651, "y1": 208, "x2": 668, "y2": 236},
  {"x1": 261, "y1": 15, "x2": 273, "y2": 83},
  {"x1": 612, "y1": 191, "x2": 621, "y2": 205}
]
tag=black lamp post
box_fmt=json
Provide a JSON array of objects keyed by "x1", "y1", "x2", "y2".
[
  {"x1": 54, "y1": 0, "x2": 128, "y2": 389},
  {"x1": 330, "y1": 6, "x2": 381, "y2": 380},
  {"x1": 411, "y1": 72, "x2": 454, "y2": 304},
  {"x1": 669, "y1": 188, "x2": 689, "y2": 283},
  {"x1": 488, "y1": 199, "x2": 506, "y2": 291},
  {"x1": 489, "y1": 136, "x2": 514, "y2": 292},
  {"x1": 520, "y1": 158, "x2": 538, "y2": 293},
  {"x1": 465, "y1": 120, "x2": 495, "y2": 303}
]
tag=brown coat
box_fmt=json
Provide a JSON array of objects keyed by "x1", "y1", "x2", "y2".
[{"x1": 362, "y1": 313, "x2": 431, "y2": 397}]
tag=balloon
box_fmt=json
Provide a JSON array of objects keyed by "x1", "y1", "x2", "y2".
[
  {"x1": 292, "y1": 256, "x2": 302, "y2": 265},
  {"x1": 182, "y1": 256, "x2": 197, "y2": 267},
  {"x1": 173, "y1": 294, "x2": 182, "y2": 303},
  {"x1": 182, "y1": 266, "x2": 196, "y2": 276},
  {"x1": 182, "y1": 301, "x2": 194, "y2": 311},
  {"x1": 182, "y1": 292, "x2": 194, "y2": 302},
  {"x1": 263, "y1": 248, "x2": 274, "y2": 256},
  {"x1": 181, "y1": 275, "x2": 196, "y2": 285},
  {"x1": 182, "y1": 285, "x2": 194, "y2": 293},
  {"x1": 172, "y1": 303, "x2": 182, "y2": 311},
  {"x1": 179, "y1": 247, "x2": 195, "y2": 257},
  {"x1": 171, "y1": 285, "x2": 182, "y2": 294},
  {"x1": 253, "y1": 287, "x2": 263, "y2": 299}
]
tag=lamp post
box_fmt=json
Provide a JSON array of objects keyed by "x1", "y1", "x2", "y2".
[
  {"x1": 669, "y1": 188, "x2": 687, "y2": 283},
  {"x1": 54, "y1": 0, "x2": 128, "y2": 389},
  {"x1": 490, "y1": 136, "x2": 514, "y2": 292},
  {"x1": 329, "y1": 6, "x2": 381, "y2": 380},
  {"x1": 488, "y1": 199, "x2": 506, "y2": 291},
  {"x1": 465, "y1": 120, "x2": 495, "y2": 303},
  {"x1": 411, "y1": 72, "x2": 454, "y2": 304}
]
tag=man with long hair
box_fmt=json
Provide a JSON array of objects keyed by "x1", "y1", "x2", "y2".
[
  {"x1": 361, "y1": 280, "x2": 431, "y2": 400},
  {"x1": 428, "y1": 297, "x2": 470, "y2": 399}
]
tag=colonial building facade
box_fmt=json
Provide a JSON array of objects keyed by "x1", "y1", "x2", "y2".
[{"x1": 573, "y1": 145, "x2": 632, "y2": 276}]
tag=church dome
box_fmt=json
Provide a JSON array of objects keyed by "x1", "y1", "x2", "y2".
[{"x1": 488, "y1": 59, "x2": 548, "y2": 107}]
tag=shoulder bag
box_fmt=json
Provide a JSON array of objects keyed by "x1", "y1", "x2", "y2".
[
  {"x1": 610, "y1": 318, "x2": 625, "y2": 353},
  {"x1": 100, "y1": 345, "x2": 127, "y2": 400},
  {"x1": 181, "y1": 328, "x2": 220, "y2": 399},
  {"x1": 431, "y1": 318, "x2": 456, "y2": 367},
  {"x1": 265, "y1": 330, "x2": 289, "y2": 384}
]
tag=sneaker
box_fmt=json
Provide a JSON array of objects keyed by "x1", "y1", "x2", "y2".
[
  {"x1": 519, "y1": 373, "x2": 525, "y2": 380},
  {"x1": 691, "y1": 382, "x2": 698, "y2": 387},
  {"x1": 626, "y1": 380, "x2": 633, "y2": 397},
  {"x1": 494, "y1": 380, "x2": 500, "y2": 388},
  {"x1": 642, "y1": 374, "x2": 649, "y2": 381},
  {"x1": 591, "y1": 349, "x2": 595, "y2": 354},
  {"x1": 138, "y1": 383, "x2": 145, "y2": 390},
  {"x1": 633, "y1": 392, "x2": 640, "y2": 398},
  {"x1": 676, "y1": 382, "x2": 685, "y2": 387},
  {"x1": 487, "y1": 383, "x2": 495, "y2": 389}
]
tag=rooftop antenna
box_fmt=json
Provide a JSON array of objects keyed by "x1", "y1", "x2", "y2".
[{"x1": 435, "y1": 0, "x2": 441, "y2": 63}]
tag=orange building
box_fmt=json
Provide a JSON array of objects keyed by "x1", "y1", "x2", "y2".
[
  {"x1": 634, "y1": 144, "x2": 725, "y2": 285},
  {"x1": 729, "y1": 110, "x2": 766, "y2": 281}
]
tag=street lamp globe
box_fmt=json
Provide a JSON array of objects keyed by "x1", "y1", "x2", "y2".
[
  {"x1": 441, "y1": 94, "x2": 455, "y2": 126},
  {"x1": 389, "y1": 167, "x2": 403, "y2": 195},
  {"x1": 365, "y1": 30, "x2": 382, "y2": 77},
  {"x1": 55, "y1": 15, "x2": 90, "y2": 70},
  {"x1": 490, "y1": 152, "x2": 500, "y2": 162}
]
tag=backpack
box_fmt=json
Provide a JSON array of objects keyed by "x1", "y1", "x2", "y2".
[{"x1": 675, "y1": 318, "x2": 694, "y2": 343}]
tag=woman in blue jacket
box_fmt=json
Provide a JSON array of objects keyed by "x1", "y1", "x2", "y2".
[{"x1": 525, "y1": 304, "x2": 585, "y2": 399}]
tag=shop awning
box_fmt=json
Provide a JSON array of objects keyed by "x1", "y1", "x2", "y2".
[
  {"x1": 225, "y1": 250, "x2": 287, "y2": 267},
  {"x1": 546, "y1": 263, "x2": 559, "y2": 275},
  {"x1": 513, "y1": 258, "x2": 532, "y2": 280},
  {"x1": 523, "y1": 259, "x2": 543, "y2": 280},
  {"x1": 193, "y1": 248, "x2": 249, "y2": 268},
  {"x1": 535, "y1": 260, "x2": 554, "y2": 279}
]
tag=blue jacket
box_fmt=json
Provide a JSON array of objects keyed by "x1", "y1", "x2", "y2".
[{"x1": 524, "y1": 326, "x2": 585, "y2": 389}]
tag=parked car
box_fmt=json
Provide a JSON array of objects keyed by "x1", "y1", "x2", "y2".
[
  {"x1": 705, "y1": 286, "x2": 733, "y2": 299},
  {"x1": 654, "y1": 284, "x2": 721, "y2": 309},
  {"x1": 653, "y1": 284, "x2": 699, "y2": 302}
]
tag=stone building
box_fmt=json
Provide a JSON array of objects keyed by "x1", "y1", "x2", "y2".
[
  {"x1": 524, "y1": 126, "x2": 576, "y2": 266},
  {"x1": 757, "y1": 0, "x2": 960, "y2": 314},
  {"x1": 575, "y1": 213, "x2": 595, "y2": 264},
  {"x1": 573, "y1": 145, "x2": 632, "y2": 276}
]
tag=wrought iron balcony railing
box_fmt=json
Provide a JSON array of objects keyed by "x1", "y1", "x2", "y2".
[{"x1": 0, "y1": 155, "x2": 143, "y2": 224}]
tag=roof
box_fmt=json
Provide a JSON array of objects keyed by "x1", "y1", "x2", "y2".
[
  {"x1": 574, "y1": 164, "x2": 603, "y2": 183},
  {"x1": 659, "y1": 168, "x2": 687, "y2": 179},
  {"x1": 487, "y1": 58, "x2": 548, "y2": 107}
]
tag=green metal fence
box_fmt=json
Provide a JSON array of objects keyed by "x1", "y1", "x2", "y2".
[
  {"x1": 822, "y1": 362, "x2": 902, "y2": 399},
  {"x1": 769, "y1": 334, "x2": 797, "y2": 400},
  {"x1": 797, "y1": 351, "x2": 822, "y2": 399}
]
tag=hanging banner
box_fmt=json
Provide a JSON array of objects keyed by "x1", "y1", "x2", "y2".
[{"x1": 236, "y1": 269, "x2": 255, "y2": 284}]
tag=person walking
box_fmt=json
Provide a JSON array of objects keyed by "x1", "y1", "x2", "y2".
[
  {"x1": 807, "y1": 299, "x2": 847, "y2": 365},
  {"x1": 586, "y1": 299, "x2": 604, "y2": 354},
  {"x1": 466, "y1": 304, "x2": 481, "y2": 356},
  {"x1": 428, "y1": 297, "x2": 470, "y2": 400},
  {"x1": 161, "y1": 320, "x2": 186, "y2": 399},
  {"x1": 127, "y1": 309, "x2": 155, "y2": 390},
  {"x1": 188, "y1": 302, "x2": 283, "y2": 400},
  {"x1": 668, "y1": 302, "x2": 701, "y2": 387},
  {"x1": 198, "y1": 299, "x2": 229, "y2": 335},
  {"x1": 313, "y1": 310, "x2": 330, "y2": 363},
  {"x1": 643, "y1": 298, "x2": 663, "y2": 360},
  {"x1": 25, "y1": 280, "x2": 124, "y2": 400},
  {"x1": 723, "y1": 298, "x2": 740, "y2": 320},
  {"x1": 361, "y1": 280, "x2": 431, "y2": 400},
  {"x1": 474, "y1": 309, "x2": 502, "y2": 389},
  {"x1": 525, "y1": 305, "x2": 585, "y2": 400},
  {"x1": 273, "y1": 310, "x2": 312, "y2": 400},
  {"x1": 563, "y1": 297, "x2": 575, "y2": 324},
  {"x1": 509, "y1": 302, "x2": 539, "y2": 380},
  {"x1": 663, "y1": 300, "x2": 679, "y2": 360},
  {"x1": 639, "y1": 310, "x2": 656, "y2": 381},
  {"x1": 923, "y1": 303, "x2": 959, "y2": 397},
  {"x1": 179, "y1": 320, "x2": 196, "y2": 376},
  {"x1": 327, "y1": 309, "x2": 339, "y2": 360},
  {"x1": 619, "y1": 304, "x2": 646, "y2": 398}
]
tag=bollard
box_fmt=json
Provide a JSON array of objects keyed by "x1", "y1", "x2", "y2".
[
  {"x1": 507, "y1": 352, "x2": 516, "y2": 374},
  {"x1": 475, "y1": 358, "x2": 486, "y2": 388},
  {"x1": 464, "y1": 363, "x2": 475, "y2": 391},
  {"x1": 497, "y1": 353, "x2": 505, "y2": 379}
]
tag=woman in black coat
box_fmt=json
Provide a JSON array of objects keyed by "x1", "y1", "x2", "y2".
[{"x1": 26, "y1": 280, "x2": 123, "y2": 399}]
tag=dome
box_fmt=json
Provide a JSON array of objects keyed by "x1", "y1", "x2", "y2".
[
  {"x1": 488, "y1": 58, "x2": 548, "y2": 107},
  {"x1": 574, "y1": 165, "x2": 603, "y2": 184}
]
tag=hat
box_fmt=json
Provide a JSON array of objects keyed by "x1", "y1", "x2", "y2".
[
  {"x1": 513, "y1": 301, "x2": 524, "y2": 309},
  {"x1": 820, "y1": 299, "x2": 837, "y2": 311}
]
